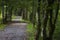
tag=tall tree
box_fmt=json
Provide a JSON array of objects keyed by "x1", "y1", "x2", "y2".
[
  {"x1": 35, "y1": 0, "x2": 41, "y2": 40},
  {"x1": 48, "y1": 0, "x2": 59, "y2": 40}
]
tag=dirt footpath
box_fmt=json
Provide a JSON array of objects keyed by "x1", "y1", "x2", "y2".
[{"x1": 0, "y1": 23, "x2": 27, "y2": 40}]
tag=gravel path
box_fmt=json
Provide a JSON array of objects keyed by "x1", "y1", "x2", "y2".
[{"x1": 0, "y1": 23, "x2": 27, "y2": 40}]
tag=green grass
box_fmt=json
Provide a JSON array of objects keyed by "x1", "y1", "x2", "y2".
[
  {"x1": 27, "y1": 23, "x2": 36, "y2": 40},
  {"x1": 0, "y1": 24, "x2": 6, "y2": 30}
]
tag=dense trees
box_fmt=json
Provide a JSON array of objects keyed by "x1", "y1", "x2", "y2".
[
  {"x1": 0, "y1": 0, "x2": 60, "y2": 40},
  {"x1": 35, "y1": 0, "x2": 59, "y2": 40}
]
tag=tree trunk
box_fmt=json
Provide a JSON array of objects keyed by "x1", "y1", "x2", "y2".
[
  {"x1": 32, "y1": 0, "x2": 36, "y2": 27},
  {"x1": 2, "y1": 1, "x2": 5, "y2": 24},
  {"x1": 35, "y1": 0, "x2": 41, "y2": 40},
  {"x1": 48, "y1": 2, "x2": 59, "y2": 40},
  {"x1": 22, "y1": 8, "x2": 25, "y2": 19},
  {"x1": 9, "y1": 7, "x2": 13, "y2": 22},
  {"x1": 25, "y1": 8, "x2": 28, "y2": 20},
  {"x1": 7, "y1": 6, "x2": 13, "y2": 22},
  {"x1": 43, "y1": 9, "x2": 49, "y2": 40},
  {"x1": 4, "y1": 6, "x2": 8, "y2": 23}
]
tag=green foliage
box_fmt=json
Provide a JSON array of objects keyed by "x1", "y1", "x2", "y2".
[
  {"x1": 0, "y1": 24, "x2": 6, "y2": 30},
  {"x1": 27, "y1": 23, "x2": 35, "y2": 40}
]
